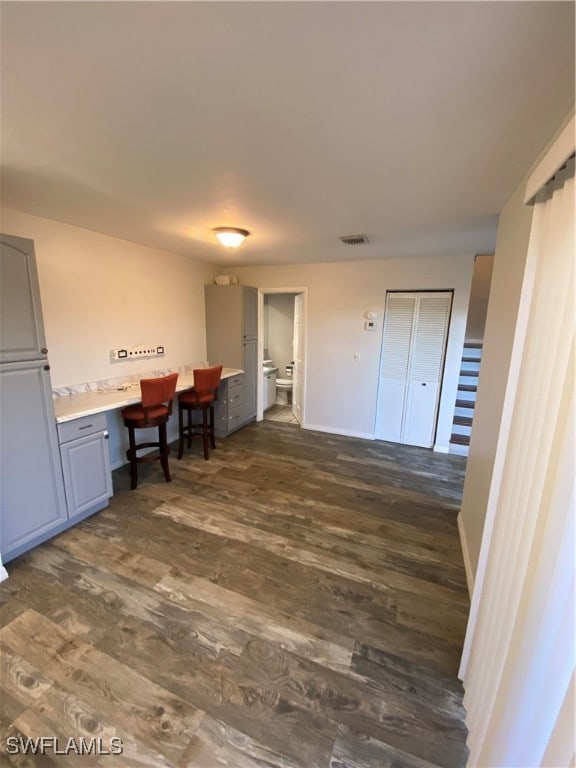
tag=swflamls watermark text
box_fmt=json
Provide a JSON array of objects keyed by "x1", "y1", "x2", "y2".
[{"x1": 5, "y1": 736, "x2": 124, "y2": 756}]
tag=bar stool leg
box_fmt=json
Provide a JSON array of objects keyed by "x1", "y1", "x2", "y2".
[
  {"x1": 202, "y1": 406, "x2": 209, "y2": 460},
  {"x1": 187, "y1": 408, "x2": 193, "y2": 449},
  {"x1": 128, "y1": 426, "x2": 138, "y2": 490},
  {"x1": 178, "y1": 403, "x2": 185, "y2": 460},
  {"x1": 209, "y1": 404, "x2": 216, "y2": 449},
  {"x1": 159, "y1": 422, "x2": 171, "y2": 482}
]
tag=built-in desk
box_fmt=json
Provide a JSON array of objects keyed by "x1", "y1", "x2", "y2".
[
  {"x1": 54, "y1": 367, "x2": 245, "y2": 474},
  {"x1": 54, "y1": 367, "x2": 244, "y2": 423}
]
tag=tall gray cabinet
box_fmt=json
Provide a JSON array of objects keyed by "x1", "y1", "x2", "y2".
[
  {"x1": 0, "y1": 234, "x2": 112, "y2": 564},
  {"x1": 205, "y1": 284, "x2": 258, "y2": 436},
  {"x1": 0, "y1": 234, "x2": 68, "y2": 562}
]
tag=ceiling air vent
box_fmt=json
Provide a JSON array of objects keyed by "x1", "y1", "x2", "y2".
[{"x1": 338, "y1": 234, "x2": 370, "y2": 246}]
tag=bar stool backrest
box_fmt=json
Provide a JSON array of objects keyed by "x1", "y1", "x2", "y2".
[{"x1": 140, "y1": 373, "x2": 179, "y2": 414}]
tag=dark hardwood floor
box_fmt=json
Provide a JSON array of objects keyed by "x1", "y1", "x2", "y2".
[{"x1": 0, "y1": 421, "x2": 469, "y2": 767}]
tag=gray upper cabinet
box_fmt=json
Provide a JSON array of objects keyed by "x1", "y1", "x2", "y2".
[
  {"x1": 205, "y1": 284, "x2": 258, "y2": 427},
  {"x1": 0, "y1": 234, "x2": 47, "y2": 363},
  {"x1": 242, "y1": 286, "x2": 258, "y2": 339},
  {"x1": 205, "y1": 284, "x2": 258, "y2": 366}
]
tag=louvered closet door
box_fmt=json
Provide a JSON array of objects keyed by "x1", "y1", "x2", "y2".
[
  {"x1": 375, "y1": 295, "x2": 417, "y2": 443},
  {"x1": 376, "y1": 292, "x2": 451, "y2": 448}
]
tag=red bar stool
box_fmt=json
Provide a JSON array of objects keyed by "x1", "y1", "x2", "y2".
[
  {"x1": 178, "y1": 365, "x2": 223, "y2": 460},
  {"x1": 121, "y1": 373, "x2": 179, "y2": 490}
]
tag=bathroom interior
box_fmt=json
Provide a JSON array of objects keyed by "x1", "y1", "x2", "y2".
[{"x1": 262, "y1": 293, "x2": 299, "y2": 424}]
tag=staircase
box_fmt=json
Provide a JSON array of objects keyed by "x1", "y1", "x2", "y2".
[{"x1": 450, "y1": 342, "x2": 482, "y2": 456}]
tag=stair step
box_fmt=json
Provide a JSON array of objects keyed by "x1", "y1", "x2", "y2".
[
  {"x1": 456, "y1": 399, "x2": 475, "y2": 409},
  {"x1": 464, "y1": 342, "x2": 483, "y2": 349},
  {"x1": 451, "y1": 433, "x2": 471, "y2": 446},
  {"x1": 458, "y1": 384, "x2": 478, "y2": 392},
  {"x1": 459, "y1": 370, "x2": 479, "y2": 377},
  {"x1": 462, "y1": 356, "x2": 481, "y2": 363},
  {"x1": 449, "y1": 443, "x2": 470, "y2": 456},
  {"x1": 454, "y1": 415, "x2": 473, "y2": 427}
]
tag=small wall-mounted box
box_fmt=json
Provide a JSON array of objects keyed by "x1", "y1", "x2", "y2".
[{"x1": 364, "y1": 320, "x2": 377, "y2": 331}]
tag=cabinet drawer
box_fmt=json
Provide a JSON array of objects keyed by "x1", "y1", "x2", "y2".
[
  {"x1": 227, "y1": 404, "x2": 243, "y2": 429},
  {"x1": 227, "y1": 374, "x2": 243, "y2": 389},
  {"x1": 227, "y1": 385, "x2": 244, "y2": 408},
  {"x1": 57, "y1": 413, "x2": 107, "y2": 443}
]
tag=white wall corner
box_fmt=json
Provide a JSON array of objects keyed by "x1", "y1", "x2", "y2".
[{"x1": 458, "y1": 511, "x2": 475, "y2": 596}]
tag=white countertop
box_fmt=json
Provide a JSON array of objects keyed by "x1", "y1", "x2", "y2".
[{"x1": 53, "y1": 368, "x2": 243, "y2": 423}]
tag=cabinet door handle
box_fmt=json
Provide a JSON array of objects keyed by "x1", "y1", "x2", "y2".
[
  {"x1": 79, "y1": 423, "x2": 94, "y2": 430},
  {"x1": 43, "y1": 364, "x2": 50, "y2": 371},
  {"x1": 41, "y1": 347, "x2": 48, "y2": 354},
  {"x1": 104, "y1": 431, "x2": 109, "y2": 439}
]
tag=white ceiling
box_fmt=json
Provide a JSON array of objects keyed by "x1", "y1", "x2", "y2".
[{"x1": 1, "y1": 1, "x2": 574, "y2": 266}]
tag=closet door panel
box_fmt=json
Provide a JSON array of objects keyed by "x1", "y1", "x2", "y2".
[
  {"x1": 375, "y1": 295, "x2": 415, "y2": 440},
  {"x1": 403, "y1": 380, "x2": 440, "y2": 447},
  {"x1": 410, "y1": 296, "x2": 451, "y2": 384},
  {"x1": 403, "y1": 294, "x2": 451, "y2": 447},
  {"x1": 376, "y1": 379, "x2": 407, "y2": 442}
]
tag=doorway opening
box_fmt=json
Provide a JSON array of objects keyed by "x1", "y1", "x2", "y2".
[{"x1": 258, "y1": 289, "x2": 307, "y2": 427}]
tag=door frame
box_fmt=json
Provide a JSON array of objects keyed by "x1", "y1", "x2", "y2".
[{"x1": 257, "y1": 287, "x2": 308, "y2": 425}]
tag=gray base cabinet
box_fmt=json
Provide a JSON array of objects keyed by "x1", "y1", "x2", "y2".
[
  {"x1": 214, "y1": 373, "x2": 245, "y2": 437},
  {"x1": 58, "y1": 414, "x2": 113, "y2": 519},
  {"x1": 0, "y1": 360, "x2": 68, "y2": 562}
]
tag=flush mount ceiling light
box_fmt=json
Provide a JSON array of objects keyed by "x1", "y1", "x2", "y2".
[{"x1": 213, "y1": 227, "x2": 250, "y2": 248}]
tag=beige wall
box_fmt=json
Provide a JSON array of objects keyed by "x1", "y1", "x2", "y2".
[
  {"x1": 458, "y1": 181, "x2": 534, "y2": 581},
  {"x1": 234, "y1": 254, "x2": 474, "y2": 448},
  {"x1": 1, "y1": 208, "x2": 217, "y2": 388}
]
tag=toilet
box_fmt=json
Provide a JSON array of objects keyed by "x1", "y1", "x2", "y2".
[{"x1": 276, "y1": 364, "x2": 293, "y2": 406}]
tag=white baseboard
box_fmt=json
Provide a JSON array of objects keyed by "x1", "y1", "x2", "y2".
[
  {"x1": 458, "y1": 512, "x2": 475, "y2": 596},
  {"x1": 302, "y1": 423, "x2": 375, "y2": 441}
]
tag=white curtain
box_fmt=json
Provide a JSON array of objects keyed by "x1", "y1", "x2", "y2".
[{"x1": 459, "y1": 148, "x2": 575, "y2": 767}]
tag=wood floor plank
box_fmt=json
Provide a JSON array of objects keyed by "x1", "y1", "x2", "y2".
[
  {"x1": 151, "y1": 485, "x2": 467, "y2": 586},
  {"x1": 155, "y1": 571, "x2": 355, "y2": 675},
  {"x1": 93, "y1": 615, "x2": 339, "y2": 768},
  {"x1": 24, "y1": 546, "x2": 252, "y2": 662},
  {"x1": 236, "y1": 638, "x2": 468, "y2": 768},
  {"x1": 50, "y1": 526, "x2": 172, "y2": 588},
  {"x1": 1, "y1": 421, "x2": 469, "y2": 767},
  {"x1": 329, "y1": 727, "x2": 443, "y2": 768},
  {"x1": 176, "y1": 475, "x2": 464, "y2": 560},
  {"x1": 151, "y1": 499, "x2": 467, "y2": 604},
  {"x1": 12, "y1": 685, "x2": 175, "y2": 768},
  {"x1": 349, "y1": 643, "x2": 466, "y2": 721},
  {"x1": 1, "y1": 610, "x2": 206, "y2": 765},
  {"x1": 180, "y1": 714, "x2": 301, "y2": 768}
]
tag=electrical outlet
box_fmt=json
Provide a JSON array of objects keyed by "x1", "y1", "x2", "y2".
[{"x1": 111, "y1": 344, "x2": 166, "y2": 361}]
